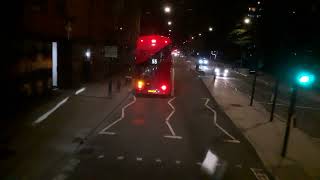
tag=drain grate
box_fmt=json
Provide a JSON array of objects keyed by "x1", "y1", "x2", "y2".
[{"x1": 230, "y1": 103, "x2": 242, "y2": 107}]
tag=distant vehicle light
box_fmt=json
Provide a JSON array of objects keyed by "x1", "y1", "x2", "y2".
[
  {"x1": 161, "y1": 85, "x2": 167, "y2": 91},
  {"x1": 137, "y1": 81, "x2": 144, "y2": 89},
  {"x1": 215, "y1": 68, "x2": 220, "y2": 73},
  {"x1": 199, "y1": 59, "x2": 204, "y2": 64},
  {"x1": 165, "y1": 40, "x2": 168, "y2": 44},
  {"x1": 203, "y1": 60, "x2": 208, "y2": 64},
  {"x1": 140, "y1": 39, "x2": 144, "y2": 42},
  {"x1": 224, "y1": 69, "x2": 229, "y2": 73},
  {"x1": 151, "y1": 44, "x2": 156, "y2": 46},
  {"x1": 151, "y1": 39, "x2": 156, "y2": 43}
]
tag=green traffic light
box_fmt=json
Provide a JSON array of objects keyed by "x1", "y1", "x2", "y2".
[{"x1": 296, "y1": 71, "x2": 315, "y2": 87}]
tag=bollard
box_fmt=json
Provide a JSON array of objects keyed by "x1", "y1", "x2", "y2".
[
  {"x1": 117, "y1": 79, "x2": 121, "y2": 92},
  {"x1": 108, "y1": 79, "x2": 113, "y2": 96}
]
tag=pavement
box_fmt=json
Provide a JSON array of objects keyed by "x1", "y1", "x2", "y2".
[
  {"x1": 0, "y1": 79, "x2": 132, "y2": 180},
  {"x1": 231, "y1": 68, "x2": 320, "y2": 138},
  {"x1": 0, "y1": 58, "x2": 276, "y2": 180},
  {"x1": 199, "y1": 65, "x2": 320, "y2": 179},
  {"x1": 198, "y1": 63, "x2": 320, "y2": 138}
]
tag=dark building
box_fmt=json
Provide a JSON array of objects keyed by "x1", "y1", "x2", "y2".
[{"x1": 8, "y1": 0, "x2": 140, "y2": 98}]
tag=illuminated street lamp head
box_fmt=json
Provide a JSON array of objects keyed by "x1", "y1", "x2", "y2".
[
  {"x1": 198, "y1": 33, "x2": 202, "y2": 36},
  {"x1": 244, "y1": 17, "x2": 251, "y2": 24},
  {"x1": 296, "y1": 71, "x2": 315, "y2": 87},
  {"x1": 164, "y1": 6, "x2": 171, "y2": 13},
  {"x1": 169, "y1": 29, "x2": 172, "y2": 32},
  {"x1": 191, "y1": 36, "x2": 194, "y2": 40},
  {"x1": 168, "y1": 21, "x2": 172, "y2": 25},
  {"x1": 209, "y1": 27, "x2": 213, "y2": 32},
  {"x1": 85, "y1": 49, "x2": 91, "y2": 58}
]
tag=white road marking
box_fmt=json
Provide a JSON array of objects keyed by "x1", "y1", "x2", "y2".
[
  {"x1": 171, "y1": 67, "x2": 175, "y2": 96},
  {"x1": 233, "y1": 70, "x2": 248, "y2": 77},
  {"x1": 203, "y1": 98, "x2": 240, "y2": 143},
  {"x1": 33, "y1": 97, "x2": 69, "y2": 125},
  {"x1": 250, "y1": 168, "x2": 270, "y2": 180},
  {"x1": 117, "y1": 156, "x2": 125, "y2": 160},
  {"x1": 163, "y1": 135, "x2": 183, "y2": 139},
  {"x1": 136, "y1": 157, "x2": 143, "y2": 161},
  {"x1": 99, "y1": 131, "x2": 117, "y2": 135},
  {"x1": 99, "y1": 96, "x2": 136, "y2": 135},
  {"x1": 75, "y1": 87, "x2": 86, "y2": 95},
  {"x1": 164, "y1": 97, "x2": 183, "y2": 140},
  {"x1": 201, "y1": 150, "x2": 219, "y2": 175}
]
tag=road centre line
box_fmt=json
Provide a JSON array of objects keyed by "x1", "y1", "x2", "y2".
[
  {"x1": 75, "y1": 87, "x2": 86, "y2": 95},
  {"x1": 33, "y1": 97, "x2": 69, "y2": 125},
  {"x1": 99, "y1": 96, "x2": 136, "y2": 135},
  {"x1": 203, "y1": 98, "x2": 240, "y2": 143},
  {"x1": 164, "y1": 97, "x2": 183, "y2": 140}
]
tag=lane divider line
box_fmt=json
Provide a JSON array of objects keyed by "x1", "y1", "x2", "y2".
[
  {"x1": 99, "y1": 96, "x2": 136, "y2": 135},
  {"x1": 164, "y1": 97, "x2": 183, "y2": 140},
  {"x1": 75, "y1": 87, "x2": 86, "y2": 95},
  {"x1": 203, "y1": 98, "x2": 240, "y2": 143},
  {"x1": 33, "y1": 97, "x2": 69, "y2": 125}
]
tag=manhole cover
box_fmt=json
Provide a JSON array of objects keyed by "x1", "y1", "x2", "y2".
[{"x1": 230, "y1": 103, "x2": 242, "y2": 107}]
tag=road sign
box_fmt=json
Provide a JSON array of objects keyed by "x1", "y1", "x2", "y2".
[{"x1": 104, "y1": 46, "x2": 118, "y2": 58}]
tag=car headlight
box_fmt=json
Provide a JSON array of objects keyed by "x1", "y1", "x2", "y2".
[
  {"x1": 203, "y1": 60, "x2": 208, "y2": 64},
  {"x1": 215, "y1": 68, "x2": 220, "y2": 73},
  {"x1": 224, "y1": 69, "x2": 229, "y2": 73},
  {"x1": 199, "y1": 59, "x2": 203, "y2": 64}
]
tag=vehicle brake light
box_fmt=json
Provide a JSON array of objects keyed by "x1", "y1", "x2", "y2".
[
  {"x1": 161, "y1": 85, "x2": 167, "y2": 91},
  {"x1": 137, "y1": 80, "x2": 144, "y2": 89},
  {"x1": 151, "y1": 39, "x2": 156, "y2": 43}
]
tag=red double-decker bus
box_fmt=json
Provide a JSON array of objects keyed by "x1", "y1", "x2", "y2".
[{"x1": 134, "y1": 35, "x2": 173, "y2": 96}]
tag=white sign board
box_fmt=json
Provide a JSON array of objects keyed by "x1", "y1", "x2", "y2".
[{"x1": 104, "y1": 46, "x2": 118, "y2": 58}]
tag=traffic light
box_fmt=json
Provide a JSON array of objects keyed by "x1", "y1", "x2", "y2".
[{"x1": 296, "y1": 71, "x2": 315, "y2": 87}]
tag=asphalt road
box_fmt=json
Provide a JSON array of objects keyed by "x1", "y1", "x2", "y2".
[
  {"x1": 199, "y1": 64, "x2": 320, "y2": 138},
  {"x1": 40, "y1": 59, "x2": 272, "y2": 180},
  {"x1": 0, "y1": 58, "x2": 273, "y2": 180}
]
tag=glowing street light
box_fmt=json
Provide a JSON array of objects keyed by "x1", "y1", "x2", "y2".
[
  {"x1": 244, "y1": 17, "x2": 251, "y2": 24},
  {"x1": 296, "y1": 71, "x2": 315, "y2": 87},
  {"x1": 168, "y1": 21, "x2": 172, "y2": 25},
  {"x1": 209, "y1": 27, "x2": 213, "y2": 32},
  {"x1": 164, "y1": 6, "x2": 171, "y2": 13},
  {"x1": 198, "y1": 33, "x2": 202, "y2": 36},
  {"x1": 85, "y1": 49, "x2": 91, "y2": 58},
  {"x1": 191, "y1": 36, "x2": 194, "y2": 40},
  {"x1": 169, "y1": 29, "x2": 172, "y2": 32}
]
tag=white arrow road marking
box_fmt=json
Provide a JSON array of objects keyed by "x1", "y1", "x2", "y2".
[
  {"x1": 164, "y1": 97, "x2": 183, "y2": 139},
  {"x1": 99, "y1": 96, "x2": 136, "y2": 135},
  {"x1": 75, "y1": 87, "x2": 86, "y2": 95},
  {"x1": 203, "y1": 98, "x2": 240, "y2": 143},
  {"x1": 33, "y1": 97, "x2": 69, "y2": 125}
]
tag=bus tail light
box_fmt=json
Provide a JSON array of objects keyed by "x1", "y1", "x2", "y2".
[
  {"x1": 161, "y1": 85, "x2": 167, "y2": 91},
  {"x1": 137, "y1": 80, "x2": 144, "y2": 90}
]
